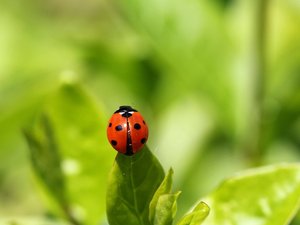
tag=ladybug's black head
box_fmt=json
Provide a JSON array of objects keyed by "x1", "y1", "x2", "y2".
[{"x1": 114, "y1": 105, "x2": 137, "y2": 117}]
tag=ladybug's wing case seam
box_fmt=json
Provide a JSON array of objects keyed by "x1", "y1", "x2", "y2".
[
  {"x1": 128, "y1": 112, "x2": 149, "y2": 153},
  {"x1": 107, "y1": 106, "x2": 148, "y2": 155},
  {"x1": 125, "y1": 118, "x2": 134, "y2": 156}
]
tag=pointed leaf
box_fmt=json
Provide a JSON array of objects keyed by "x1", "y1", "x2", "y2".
[
  {"x1": 154, "y1": 191, "x2": 181, "y2": 225},
  {"x1": 46, "y1": 83, "x2": 115, "y2": 224},
  {"x1": 177, "y1": 201, "x2": 210, "y2": 225},
  {"x1": 106, "y1": 146, "x2": 165, "y2": 225},
  {"x1": 202, "y1": 164, "x2": 300, "y2": 225},
  {"x1": 25, "y1": 83, "x2": 114, "y2": 224},
  {"x1": 24, "y1": 115, "x2": 67, "y2": 208},
  {"x1": 149, "y1": 168, "x2": 174, "y2": 223}
]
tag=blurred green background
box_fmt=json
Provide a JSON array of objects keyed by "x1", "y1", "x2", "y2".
[{"x1": 1, "y1": 0, "x2": 300, "y2": 224}]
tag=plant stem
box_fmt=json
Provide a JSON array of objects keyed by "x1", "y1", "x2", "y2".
[
  {"x1": 246, "y1": 0, "x2": 269, "y2": 165},
  {"x1": 62, "y1": 204, "x2": 83, "y2": 225}
]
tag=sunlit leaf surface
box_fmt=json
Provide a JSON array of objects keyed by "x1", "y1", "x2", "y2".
[
  {"x1": 153, "y1": 192, "x2": 181, "y2": 225},
  {"x1": 149, "y1": 168, "x2": 174, "y2": 223},
  {"x1": 202, "y1": 164, "x2": 300, "y2": 225},
  {"x1": 177, "y1": 201, "x2": 210, "y2": 225}
]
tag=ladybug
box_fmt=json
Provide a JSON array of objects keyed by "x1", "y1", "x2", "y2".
[{"x1": 107, "y1": 106, "x2": 149, "y2": 156}]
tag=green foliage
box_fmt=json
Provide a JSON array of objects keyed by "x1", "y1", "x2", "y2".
[
  {"x1": 106, "y1": 146, "x2": 164, "y2": 225},
  {"x1": 177, "y1": 202, "x2": 210, "y2": 225},
  {"x1": 106, "y1": 147, "x2": 209, "y2": 225},
  {"x1": 0, "y1": 218, "x2": 69, "y2": 225},
  {"x1": 1, "y1": 0, "x2": 300, "y2": 224},
  {"x1": 24, "y1": 115, "x2": 66, "y2": 208},
  {"x1": 106, "y1": 147, "x2": 300, "y2": 225},
  {"x1": 153, "y1": 192, "x2": 181, "y2": 225},
  {"x1": 24, "y1": 83, "x2": 114, "y2": 225},
  {"x1": 149, "y1": 168, "x2": 174, "y2": 223},
  {"x1": 202, "y1": 164, "x2": 300, "y2": 225},
  {"x1": 149, "y1": 169, "x2": 180, "y2": 225}
]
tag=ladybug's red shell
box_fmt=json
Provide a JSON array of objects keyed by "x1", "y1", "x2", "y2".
[{"x1": 107, "y1": 106, "x2": 148, "y2": 155}]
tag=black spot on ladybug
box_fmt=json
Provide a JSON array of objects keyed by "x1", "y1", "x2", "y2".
[
  {"x1": 111, "y1": 140, "x2": 117, "y2": 146},
  {"x1": 115, "y1": 125, "x2": 123, "y2": 131},
  {"x1": 143, "y1": 120, "x2": 146, "y2": 125},
  {"x1": 141, "y1": 138, "x2": 147, "y2": 144},
  {"x1": 109, "y1": 123, "x2": 112, "y2": 127},
  {"x1": 134, "y1": 123, "x2": 141, "y2": 130}
]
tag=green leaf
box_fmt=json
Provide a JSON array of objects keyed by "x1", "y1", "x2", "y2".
[
  {"x1": 24, "y1": 114, "x2": 67, "y2": 209},
  {"x1": 106, "y1": 146, "x2": 165, "y2": 225},
  {"x1": 177, "y1": 201, "x2": 210, "y2": 225},
  {"x1": 202, "y1": 164, "x2": 300, "y2": 225},
  {"x1": 25, "y1": 83, "x2": 114, "y2": 225},
  {"x1": 149, "y1": 168, "x2": 182, "y2": 225},
  {"x1": 154, "y1": 191, "x2": 181, "y2": 225},
  {"x1": 46, "y1": 83, "x2": 115, "y2": 224},
  {"x1": 149, "y1": 168, "x2": 174, "y2": 223}
]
